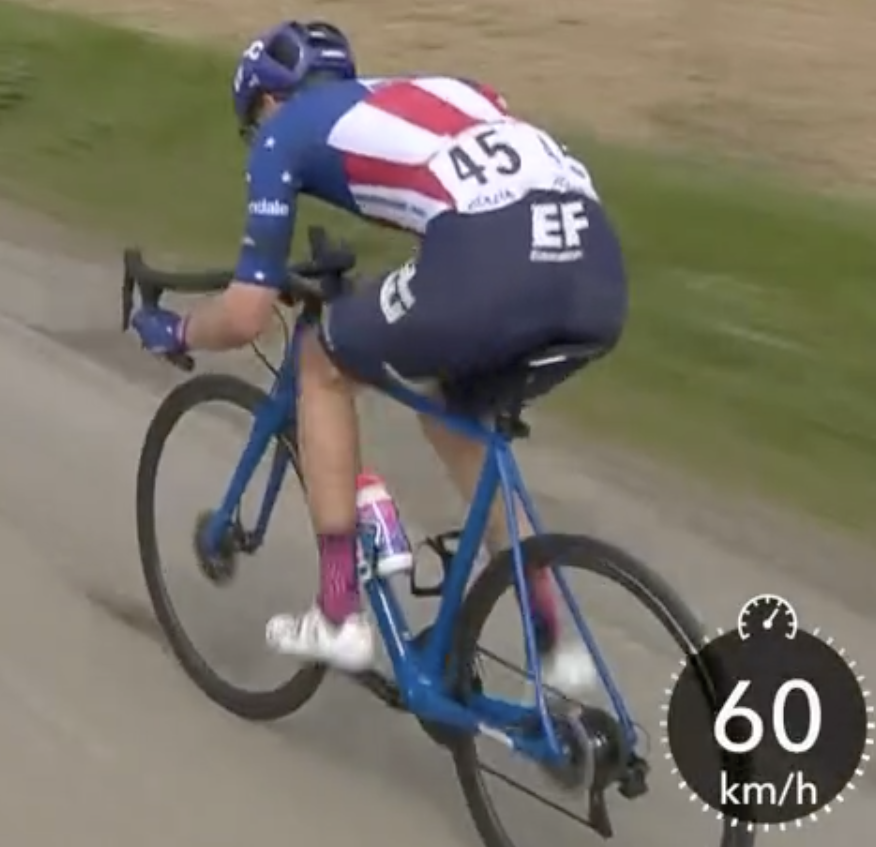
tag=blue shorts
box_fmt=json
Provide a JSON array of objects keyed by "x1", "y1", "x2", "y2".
[{"x1": 319, "y1": 190, "x2": 628, "y2": 403}]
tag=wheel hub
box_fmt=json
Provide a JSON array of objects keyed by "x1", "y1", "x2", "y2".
[{"x1": 193, "y1": 510, "x2": 239, "y2": 584}]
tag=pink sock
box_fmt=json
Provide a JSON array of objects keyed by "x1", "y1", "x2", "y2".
[{"x1": 316, "y1": 533, "x2": 360, "y2": 625}]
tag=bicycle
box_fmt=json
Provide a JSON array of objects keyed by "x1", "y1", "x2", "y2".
[{"x1": 121, "y1": 226, "x2": 753, "y2": 847}]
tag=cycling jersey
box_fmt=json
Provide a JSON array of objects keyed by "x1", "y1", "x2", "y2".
[{"x1": 234, "y1": 75, "x2": 599, "y2": 288}]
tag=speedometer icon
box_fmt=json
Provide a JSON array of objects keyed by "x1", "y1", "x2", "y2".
[{"x1": 737, "y1": 594, "x2": 799, "y2": 641}]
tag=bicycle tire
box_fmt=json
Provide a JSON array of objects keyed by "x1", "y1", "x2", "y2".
[
  {"x1": 136, "y1": 372, "x2": 327, "y2": 721},
  {"x1": 450, "y1": 532, "x2": 755, "y2": 847}
]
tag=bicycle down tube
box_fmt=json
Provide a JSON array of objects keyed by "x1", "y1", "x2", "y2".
[{"x1": 201, "y1": 312, "x2": 304, "y2": 552}]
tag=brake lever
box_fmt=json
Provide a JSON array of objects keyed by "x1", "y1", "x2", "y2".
[
  {"x1": 121, "y1": 248, "x2": 195, "y2": 372},
  {"x1": 304, "y1": 225, "x2": 356, "y2": 275},
  {"x1": 122, "y1": 253, "x2": 136, "y2": 331}
]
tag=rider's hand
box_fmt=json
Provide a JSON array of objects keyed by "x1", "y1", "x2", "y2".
[{"x1": 131, "y1": 306, "x2": 188, "y2": 355}]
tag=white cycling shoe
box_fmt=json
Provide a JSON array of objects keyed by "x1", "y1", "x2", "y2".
[
  {"x1": 538, "y1": 640, "x2": 599, "y2": 700},
  {"x1": 265, "y1": 607, "x2": 595, "y2": 697},
  {"x1": 266, "y1": 606, "x2": 376, "y2": 672}
]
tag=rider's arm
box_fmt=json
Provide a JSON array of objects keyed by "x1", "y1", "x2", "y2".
[{"x1": 182, "y1": 140, "x2": 299, "y2": 351}]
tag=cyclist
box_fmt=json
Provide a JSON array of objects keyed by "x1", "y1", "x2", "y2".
[{"x1": 131, "y1": 20, "x2": 627, "y2": 695}]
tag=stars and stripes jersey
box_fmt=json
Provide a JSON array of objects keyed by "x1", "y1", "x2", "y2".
[{"x1": 234, "y1": 75, "x2": 600, "y2": 288}]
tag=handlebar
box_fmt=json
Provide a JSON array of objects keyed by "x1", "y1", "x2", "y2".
[{"x1": 121, "y1": 225, "x2": 357, "y2": 372}]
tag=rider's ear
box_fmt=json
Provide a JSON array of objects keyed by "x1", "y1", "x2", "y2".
[
  {"x1": 247, "y1": 93, "x2": 277, "y2": 132},
  {"x1": 260, "y1": 93, "x2": 282, "y2": 118}
]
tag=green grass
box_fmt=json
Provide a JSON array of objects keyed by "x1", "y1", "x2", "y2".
[{"x1": 1, "y1": 1, "x2": 875, "y2": 539}]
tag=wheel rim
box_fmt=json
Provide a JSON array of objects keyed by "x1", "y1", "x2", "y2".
[
  {"x1": 137, "y1": 376, "x2": 325, "y2": 719},
  {"x1": 450, "y1": 535, "x2": 753, "y2": 847}
]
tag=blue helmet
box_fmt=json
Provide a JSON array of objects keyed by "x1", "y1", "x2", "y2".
[{"x1": 232, "y1": 21, "x2": 357, "y2": 136}]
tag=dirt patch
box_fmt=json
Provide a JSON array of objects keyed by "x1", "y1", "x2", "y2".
[{"x1": 22, "y1": 0, "x2": 876, "y2": 186}]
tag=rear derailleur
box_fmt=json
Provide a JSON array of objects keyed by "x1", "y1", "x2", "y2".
[{"x1": 541, "y1": 702, "x2": 650, "y2": 838}]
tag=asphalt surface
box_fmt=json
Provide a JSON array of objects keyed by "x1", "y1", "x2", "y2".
[{"x1": 0, "y1": 214, "x2": 873, "y2": 847}]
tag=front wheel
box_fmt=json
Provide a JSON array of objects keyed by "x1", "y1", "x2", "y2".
[
  {"x1": 136, "y1": 372, "x2": 327, "y2": 721},
  {"x1": 450, "y1": 533, "x2": 754, "y2": 847}
]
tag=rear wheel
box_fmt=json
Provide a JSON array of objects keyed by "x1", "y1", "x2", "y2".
[
  {"x1": 136, "y1": 373, "x2": 326, "y2": 721},
  {"x1": 450, "y1": 533, "x2": 755, "y2": 847}
]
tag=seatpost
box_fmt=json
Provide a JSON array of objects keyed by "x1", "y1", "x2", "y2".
[{"x1": 495, "y1": 393, "x2": 531, "y2": 440}]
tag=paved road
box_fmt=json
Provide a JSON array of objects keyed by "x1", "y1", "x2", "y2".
[{"x1": 0, "y1": 215, "x2": 873, "y2": 847}]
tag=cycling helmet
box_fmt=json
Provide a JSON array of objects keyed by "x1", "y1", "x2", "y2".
[{"x1": 232, "y1": 21, "x2": 357, "y2": 137}]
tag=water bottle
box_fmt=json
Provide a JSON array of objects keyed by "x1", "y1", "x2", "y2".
[{"x1": 356, "y1": 471, "x2": 414, "y2": 577}]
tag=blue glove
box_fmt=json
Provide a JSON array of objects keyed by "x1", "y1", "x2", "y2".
[{"x1": 131, "y1": 306, "x2": 188, "y2": 354}]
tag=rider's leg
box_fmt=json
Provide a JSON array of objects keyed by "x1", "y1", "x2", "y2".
[
  {"x1": 417, "y1": 414, "x2": 559, "y2": 643},
  {"x1": 265, "y1": 256, "x2": 432, "y2": 672},
  {"x1": 420, "y1": 414, "x2": 597, "y2": 697},
  {"x1": 265, "y1": 328, "x2": 375, "y2": 671},
  {"x1": 296, "y1": 330, "x2": 360, "y2": 619}
]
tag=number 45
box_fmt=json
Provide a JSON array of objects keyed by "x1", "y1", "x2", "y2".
[{"x1": 448, "y1": 129, "x2": 522, "y2": 185}]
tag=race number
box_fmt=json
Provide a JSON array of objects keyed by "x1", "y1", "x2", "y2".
[
  {"x1": 446, "y1": 128, "x2": 523, "y2": 185},
  {"x1": 534, "y1": 131, "x2": 596, "y2": 191},
  {"x1": 431, "y1": 121, "x2": 598, "y2": 213}
]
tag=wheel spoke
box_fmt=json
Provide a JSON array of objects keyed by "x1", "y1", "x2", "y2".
[
  {"x1": 136, "y1": 373, "x2": 326, "y2": 721},
  {"x1": 450, "y1": 534, "x2": 742, "y2": 846}
]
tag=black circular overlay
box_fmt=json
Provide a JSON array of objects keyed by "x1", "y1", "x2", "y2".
[{"x1": 667, "y1": 628, "x2": 869, "y2": 825}]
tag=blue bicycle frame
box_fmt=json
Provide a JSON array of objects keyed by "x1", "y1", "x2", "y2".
[{"x1": 201, "y1": 310, "x2": 638, "y2": 763}]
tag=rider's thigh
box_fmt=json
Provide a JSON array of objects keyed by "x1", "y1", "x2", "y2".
[
  {"x1": 316, "y1": 257, "x2": 447, "y2": 388},
  {"x1": 316, "y1": 215, "x2": 503, "y2": 387}
]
